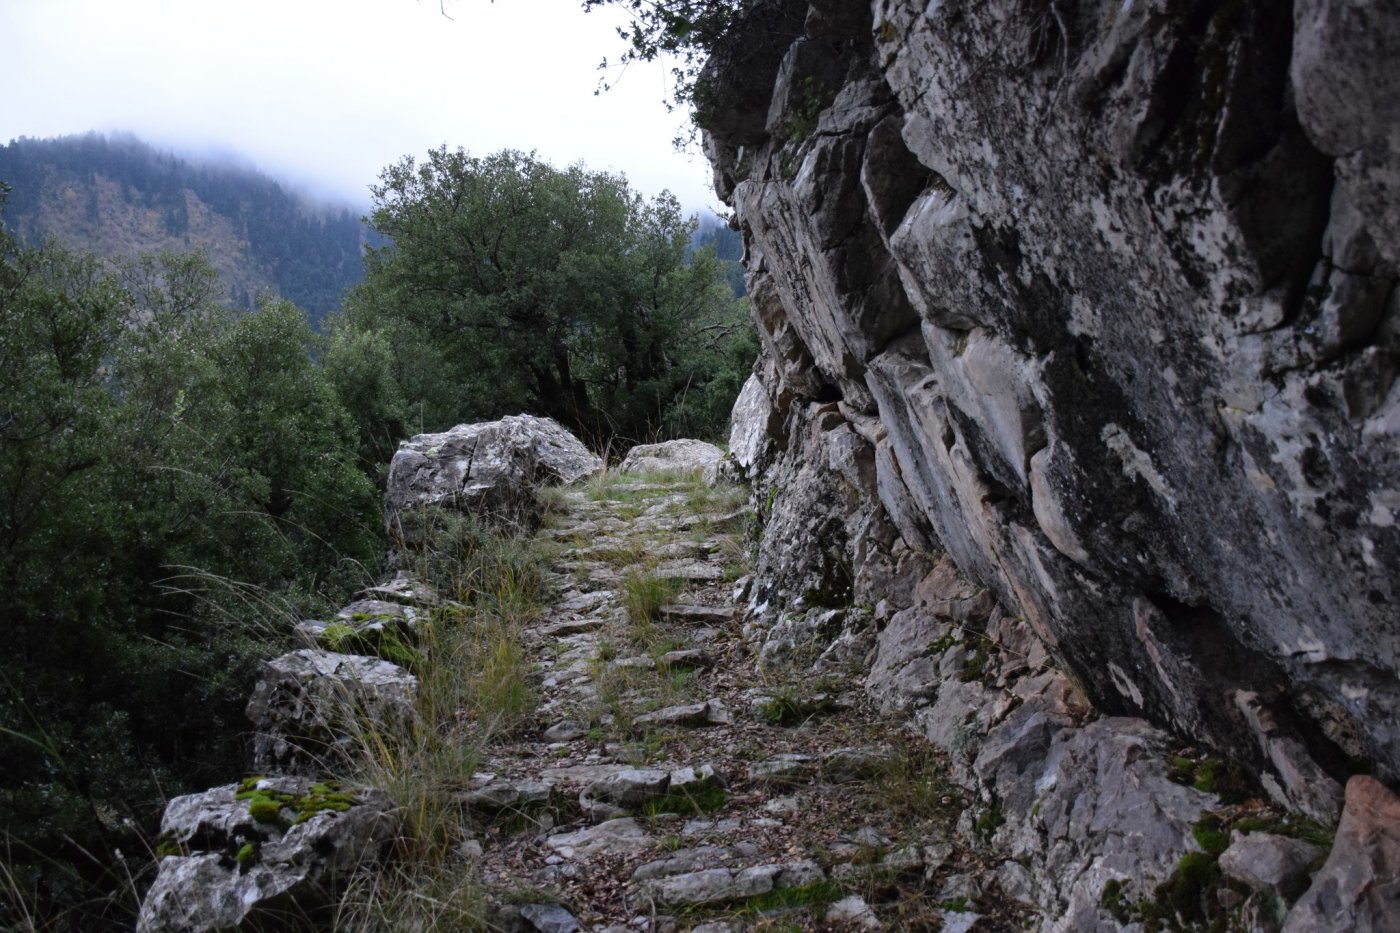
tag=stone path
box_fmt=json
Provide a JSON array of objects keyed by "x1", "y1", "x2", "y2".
[{"x1": 466, "y1": 473, "x2": 1025, "y2": 932}]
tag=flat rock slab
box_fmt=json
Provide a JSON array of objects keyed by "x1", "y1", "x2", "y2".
[
  {"x1": 1220, "y1": 832, "x2": 1320, "y2": 898},
  {"x1": 656, "y1": 560, "x2": 725, "y2": 583},
  {"x1": 545, "y1": 818, "x2": 653, "y2": 859},
  {"x1": 636, "y1": 859, "x2": 825, "y2": 908},
  {"x1": 634, "y1": 700, "x2": 731, "y2": 729},
  {"x1": 659, "y1": 604, "x2": 736, "y2": 625},
  {"x1": 748, "y1": 754, "x2": 818, "y2": 786}
]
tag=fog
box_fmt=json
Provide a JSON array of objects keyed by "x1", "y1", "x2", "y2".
[{"x1": 0, "y1": 0, "x2": 719, "y2": 212}]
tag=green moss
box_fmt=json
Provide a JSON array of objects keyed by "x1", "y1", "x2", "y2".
[
  {"x1": 940, "y1": 896, "x2": 970, "y2": 912},
  {"x1": 1165, "y1": 754, "x2": 1251, "y2": 804},
  {"x1": 236, "y1": 778, "x2": 358, "y2": 828},
  {"x1": 1158, "y1": 851, "x2": 1219, "y2": 920},
  {"x1": 1192, "y1": 815, "x2": 1229, "y2": 856},
  {"x1": 235, "y1": 842, "x2": 256, "y2": 867},
  {"x1": 755, "y1": 689, "x2": 839, "y2": 727},
  {"x1": 1100, "y1": 878, "x2": 1130, "y2": 924},
  {"x1": 1233, "y1": 812, "x2": 1334, "y2": 849},
  {"x1": 320, "y1": 621, "x2": 422, "y2": 671}
]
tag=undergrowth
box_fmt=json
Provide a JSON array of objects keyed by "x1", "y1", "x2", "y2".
[{"x1": 329, "y1": 508, "x2": 551, "y2": 927}]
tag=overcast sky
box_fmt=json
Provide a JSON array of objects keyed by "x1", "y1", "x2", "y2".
[{"x1": 0, "y1": 0, "x2": 721, "y2": 213}]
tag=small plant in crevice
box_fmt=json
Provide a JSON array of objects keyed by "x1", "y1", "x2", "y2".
[{"x1": 622, "y1": 568, "x2": 681, "y2": 638}]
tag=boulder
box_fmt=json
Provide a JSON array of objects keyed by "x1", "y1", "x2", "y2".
[
  {"x1": 618, "y1": 439, "x2": 725, "y2": 485},
  {"x1": 1284, "y1": 775, "x2": 1400, "y2": 932},
  {"x1": 136, "y1": 776, "x2": 399, "y2": 932},
  {"x1": 384, "y1": 414, "x2": 600, "y2": 543},
  {"x1": 1220, "y1": 832, "x2": 1320, "y2": 900},
  {"x1": 247, "y1": 649, "x2": 418, "y2": 773}
]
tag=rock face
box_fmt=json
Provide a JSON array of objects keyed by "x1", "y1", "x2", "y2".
[
  {"x1": 705, "y1": 0, "x2": 1400, "y2": 809},
  {"x1": 384, "y1": 414, "x2": 602, "y2": 542},
  {"x1": 136, "y1": 777, "x2": 398, "y2": 932}
]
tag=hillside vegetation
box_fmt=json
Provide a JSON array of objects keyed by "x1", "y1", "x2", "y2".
[{"x1": 0, "y1": 133, "x2": 369, "y2": 324}]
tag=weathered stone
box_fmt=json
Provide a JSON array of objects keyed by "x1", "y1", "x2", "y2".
[
  {"x1": 356, "y1": 572, "x2": 444, "y2": 609},
  {"x1": 825, "y1": 894, "x2": 882, "y2": 930},
  {"x1": 712, "y1": 0, "x2": 1400, "y2": 800},
  {"x1": 728, "y1": 373, "x2": 780, "y2": 480},
  {"x1": 1284, "y1": 775, "x2": 1400, "y2": 932},
  {"x1": 384, "y1": 414, "x2": 600, "y2": 542},
  {"x1": 544, "y1": 818, "x2": 652, "y2": 859},
  {"x1": 518, "y1": 903, "x2": 580, "y2": 933},
  {"x1": 246, "y1": 649, "x2": 418, "y2": 774},
  {"x1": 584, "y1": 768, "x2": 670, "y2": 809},
  {"x1": 636, "y1": 860, "x2": 824, "y2": 908},
  {"x1": 542, "y1": 720, "x2": 589, "y2": 743},
  {"x1": 619, "y1": 439, "x2": 725, "y2": 485},
  {"x1": 658, "y1": 603, "x2": 735, "y2": 626},
  {"x1": 748, "y1": 754, "x2": 816, "y2": 786},
  {"x1": 136, "y1": 778, "x2": 399, "y2": 932},
  {"x1": 1220, "y1": 832, "x2": 1321, "y2": 899}
]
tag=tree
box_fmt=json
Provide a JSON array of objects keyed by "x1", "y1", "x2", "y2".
[
  {"x1": 0, "y1": 218, "x2": 381, "y2": 927},
  {"x1": 346, "y1": 147, "x2": 750, "y2": 448}
]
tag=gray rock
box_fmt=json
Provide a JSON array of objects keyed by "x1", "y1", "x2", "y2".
[
  {"x1": 246, "y1": 649, "x2": 418, "y2": 773},
  {"x1": 136, "y1": 778, "x2": 399, "y2": 932},
  {"x1": 727, "y1": 373, "x2": 780, "y2": 480},
  {"x1": 618, "y1": 439, "x2": 725, "y2": 485},
  {"x1": 826, "y1": 894, "x2": 882, "y2": 929},
  {"x1": 544, "y1": 817, "x2": 652, "y2": 859},
  {"x1": 1284, "y1": 775, "x2": 1400, "y2": 932},
  {"x1": 634, "y1": 701, "x2": 723, "y2": 729},
  {"x1": 384, "y1": 414, "x2": 600, "y2": 542},
  {"x1": 518, "y1": 903, "x2": 580, "y2": 933},
  {"x1": 748, "y1": 754, "x2": 817, "y2": 786},
  {"x1": 632, "y1": 846, "x2": 743, "y2": 882},
  {"x1": 709, "y1": 0, "x2": 1400, "y2": 802},
  {"x1": 637, "y1": 860, "x2": 824, "y2": 908},
  {"x1": 583, "y1": 768, "x2": 671, "y2": 809},
  {"x1": 1220, "y1": 832, "x2": 1320, "y2": 900},
  {"x1": 542, "y1": 720, "x2": 589, "y2": 743}
]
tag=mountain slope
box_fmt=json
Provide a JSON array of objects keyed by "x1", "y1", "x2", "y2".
[{"x1": 0, "y1": 132, "x2": 369, "y2": 323}]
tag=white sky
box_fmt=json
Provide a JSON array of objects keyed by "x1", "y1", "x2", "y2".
[{"x1": 0, "y1": 0, "x2": 721, "y2": 213}]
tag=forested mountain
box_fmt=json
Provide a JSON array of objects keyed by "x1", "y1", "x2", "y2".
[
  {"x1": 0, "y1": 133, "x2": 369, "y2": 323},
  {"x1": 690, "y1": 210, "x2": 746, "y2": 296}
]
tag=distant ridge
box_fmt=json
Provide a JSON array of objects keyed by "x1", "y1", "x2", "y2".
[{"x1": 0, "y1": 132, "x2": 371, "y2": 324}]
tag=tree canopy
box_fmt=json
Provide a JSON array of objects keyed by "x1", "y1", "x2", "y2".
[
  {"x1": 342, "y1": 147, "x2": 753, "y2": 451},
  {"x1": 0, "y1": 206, "x2": 382, "y2": 926}
]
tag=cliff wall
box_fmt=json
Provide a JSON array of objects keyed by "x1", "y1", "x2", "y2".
[{"x1": 709, "y1": 0, "x2": 1399, "y2": 825}]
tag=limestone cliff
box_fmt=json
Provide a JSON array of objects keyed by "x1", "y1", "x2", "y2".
[{"x1": 708, "y1": 0, "x2": 1399, "y2": 828}]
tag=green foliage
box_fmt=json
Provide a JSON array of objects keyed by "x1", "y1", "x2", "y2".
[
  {"x1": 1191, "y1": 815, "x2": 1229, "y2": 857},
  {"x1": 0, "y1": 207, "x2": 382, "y2": 928},
  {"x1": 621, "y1": 568, "x2": 681, "y2": 635},
  {"x1": 345, "y1": 147, "x2": 753, "y2": 448},
  {"x1": 583, "y1": 1, "x2": 743, "y2": 110}
]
